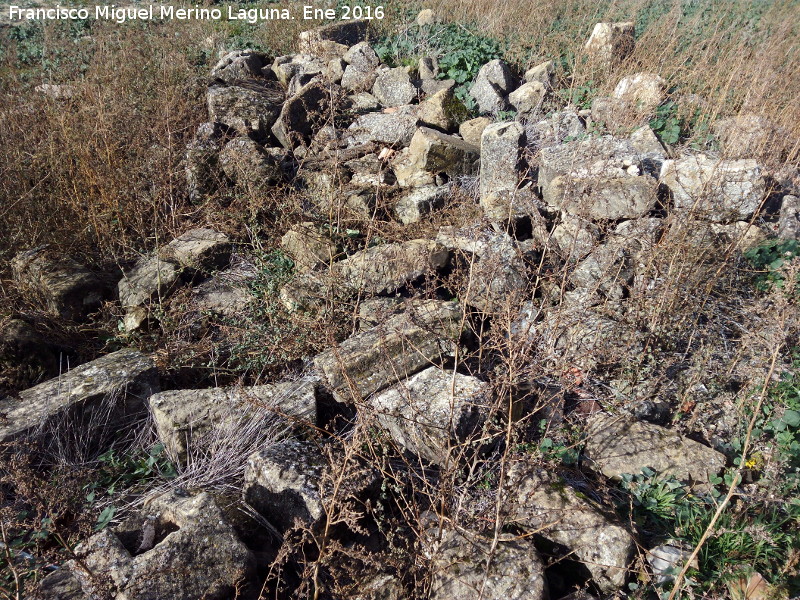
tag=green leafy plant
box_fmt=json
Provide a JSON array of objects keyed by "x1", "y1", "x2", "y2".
[
  {"x1": 744, "y1": 238, "x2": 800, "y2": 292},
  {"x1": 558, "y1": 80, "x2": 597, "y2": 110},
  {"x1": 650, "y1": 101, "x2": 683, "y2": 145}
]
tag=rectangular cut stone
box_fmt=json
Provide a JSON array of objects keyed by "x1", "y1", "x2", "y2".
[
  {"x1": 0, "y1": 349, "x2": 158, "y2": 443},
  {"x1": 313, "y1": 300, "x2": 463, "y2": 402}
]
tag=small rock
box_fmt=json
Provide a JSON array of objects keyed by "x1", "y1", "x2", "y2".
[
  {"x1": 569, "y1": 243, "x2": 633, "y2": 300},
  {"x1": 416, "y1": 8, "x2": 437, "y2": 26},
  {"x1": 272, "y1": 81, "x2": 336, "y2": 149},
  {"x1": 372, "y1": 67, "x2": 418, "y2": 108},
  {"x1": 219, "y1": 137, "x2": 283, "y2": 188},
  {"x1": 659, "y1": 154, "x2": 765, "y2": 222},
  {"x1": 423, "y1": 522, "x2": 548, "y2": 600},
  {"x1": 343, "y1": 41, "x2": 380, "y2": 71},
  {"x1": 401, "y1": 126, "x2": 479, "y2": 184},
  {"x1": 551, "y1": 214, "x2": 600, "y2": 261},
  {"x1": 369, "y1": 366, "x2": 490, "y2": 466},
  {"x1": 341, "y1": 63, "x2": 378, "y2": 92},
  {"x1": 613, "y1": 73, "x2": 666, "y2": 112},
  {"x1": 525, "y1": 109, "x2": 585, "y2": 149},
  {"x1": 313, "y1": 299, "x2": 463, "y2": 401},
  {"x1": 504, "y1": 462, "x2": 635, "y2": 593},
  {"x1": 118, "y1": 255, "x2": 181, "y2": 327},
  {"x1": 469, "y1": 59, "x2": 515, "y2": 114},
  {"x1": 206, "y1": 81, "x2": 284, "y2": 139},
  {"x1": 585, "y1": 22, "x2": 635, "y2": 65},
  {"x1": 211, "y1": 49, "x2": 267, "y2": 83},
  {"x1": 416, "y1": 86, "x2": 465, "y2": 132},
  {"x1": 159, "y1": 228, "x2": 231, "y2": 271},
  {"x1": 508, "y1": 81, "x2": 547, "y2": 116},
  {"x1": 281, "y1": 223, "x2": 340, "y2": 271},
  {"x1": 524, "y1": 60, "x2": 555, "y2": 86},
  {"x1": 0, "y1": 348, "x2": 158, "y2": 444},
  {"x1": 11, "y1": 246, "x2": 108, "y2": 321},
  {"x1": 584, "y1": 413, "x2": 727, "y2": 483},
  {"x1": 629, "y1": 125, "x2": 666, "y2": 158},
  {"x1": 459, "y1": 116, "x2": 492, "y2": 146},
  {"x1": 348, "y1": 92, "x2": 381, "y2": 112},
  {"x1": 347, "y1": 105, "x2": 419, "y2": 145},
  {"x1": 357, "y1": 297, "x2": 404, "y2": 331},
  {"x1": 648, "y1": 541, "x2": 697, "y2": 585},
  {"x1": 244, "y1": 440, "x2": 326, "y2": 531},
  {"x1": 480, "y1": 121, "x2": 526, "y2": 222},
  {"x1": 395, "y1": 184, "x2": 449, "y2": 224},
  {"x1": 418, "y1": 56, "x2": 439, "y2": 80},
  {"x1": 323, "y1": 57, "x2": 346, "y2": 83},
  {"x1": 778, "y1": 195, "x2": 800, "y2": 240}
]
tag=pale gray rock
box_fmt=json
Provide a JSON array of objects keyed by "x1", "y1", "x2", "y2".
[
  {"x1": 341, "y1": 63, "x2": 378, "y2": 92},
  {"x1": 504, "y1": 462, "x2": 635, "y2": 593},
  {"x1": 372, "y1": 67, "x2": 418, "y2": 108},
  {"x1": 357, "y1": 297, "x2": 404, "y2": 331},
  {"x1": 149, "y1": 378, "x2": 315, "y2": 463},
  {"x1": 159, "y1": 228, "x2": 231, "y2": 271},
  {"x1": 347, "y1": 105, "x2": 419, "y2": 145},
  {"x1": 508, "y1": 81, "x2": 546, "y2": 116},
  {"x1": 539, "y1": 136, "x2": 657, "y2": 219},
  {"x1": 525, "y1": 109, "x2": 585, "y2": 149},
  {"x1": 244, "y1": 440, "x2": 326, "y2": 531},
  {"x1": 395, "y1": 126, "x2": 479, "y2": 187},
  {"x1": 348, "y1": 92, "x2": 381, "y2": 112},
  {"x1": 11, "y1": 246, "x2": 107, "y2": 321},
  {"x1": 778, "y1": 195, "x2": 800, "y2": 240},
  {"x1": 395, "y1": 184, "x2": 449, "y2": 224},
  {"x1": 343, "y1": 41, "x2": 379, "y2": 71},
  {"x1": 0, "y1": 348, "x2": 158, "y2": 444},
  {"x1": 418, "y1": 56, "x2": 439, "y2": 80},
  {"x1": 186, "y1": 121, "x2": 227, "y2": 202},
  {"x1": 551, "y1": 214, "x2": 600, "y2": 261},
  {"x1": 206, "y1": 82, "x2": 284, "y2": 139},
  {"x1": 332, "y1": 239, "x2": 449, "y2": 295},
  {"x1": 480, "y1": 121, "x2": 525, "y2": 222},
  {"x1": 584, "y1": 22, "x2": 635, "y2": 65},
  {"x1": 369, "y1": 367, "x2": 489, "y2": 466},
  {"x1": 659, "y1": 154, "x2": 766, "y2": 222},
  {"x1": 70, "y1": 491, "x2": 254, "y2": 600},
  {"x1": 613, "y1": 72, "x2": 666, "y2": 112},
  {"x1": 118, "y1": 256, "x2": 181, "y2": 330},
  {"x1": 298, "y1": 20, "x2": 368, "y2": 55},
  {"x1": 584, "y1": 413, "x2": 727, "y2": 483},
  {"x1": 524, "y1": 60, "x2": 555, "y2": 86},
  {"x1": 313, "y1": 299, "x2": 464, "y2": 401},
  {"x1": 323, "y1": 57, "x2": 346, "y2": 83},
  {"x1": 423, "y1": 522, "x2": 548, "y2": 600},
  {"x1": 211, "y1": 49, "x2": 267, "y2": 83},
  {"x1": 218, "y1": 137, "x2": 283, "y2": 188},
  {"x1": 281, "y1": 223, "x2": 340, "y2": 272},
  {"x1": 569, "y1": 243, "x2": 634, "y2": 300},
  {"x1": 469, "y1": 59, "x2": 515, "y2": 114}
]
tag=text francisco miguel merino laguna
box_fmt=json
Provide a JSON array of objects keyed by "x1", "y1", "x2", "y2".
[{"x1": 7, "y1": 4, "x2": 385, "y2": 24}]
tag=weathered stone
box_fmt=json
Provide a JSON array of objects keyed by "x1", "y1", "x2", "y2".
[
  {"x1": 343, "y1": 41, "x2": 379, "y2": 71},
  {"x1": 469, "y1": 59, "x2": 515, "y2": 114},
  {"x1": 35, "y1": 83, "x2": 76, "y2": 100},
  {"x1": 539, "y1": 136, "x2": 657, "y2": 219},
  {"x1": 421, "y1": 77, "x2": 456, "y2": 96},
  {"x1": 0, "y1": 319, "x2": 66, "y2": 395},
  {"x1": 395, "y1": 184, "x2": 449, "y2": 224},
  {"x1": 629, "y1": 125, "x2": 665, "y2": 158},
  {"x1": 439, "y1": 228, "x2": 528, "y2": 312},
  {"x1": 298, "y1": 20, "x2": 368, "y2": 55},
  {"x1": 416, "y1": 8, "x2": 437, "y2": 26},
  {"x1": 569, "y1": 243, "x2": 634, "y2": 300},
  {"x1": 369, "y1": 367, "x2": 489, "y2": 465},
  {"x1": 524, "y1": 60, "x2": 555, "y2": 86},
  {"x1": 712, "y1": 114, "x2": 779, "y2": 159},
  {"x1": 324, "y1": 57, "x2": 346, "y2": 83},
  {"x1": 778, "y1": 195, "x2": 800, "y2": 240},
  {"x1": 590, "y1": 96, "x2": 631, "y2": 132},
  {"x1": 613, "y1": 73, "x2": 666, "y2": 112},
  {"x1": 348, "y1": 91, "x2": 381, "y2": 112},
  {"x1": 416, "y1": 87, "x2": 464, "y2": 132},
  {"x1": 11, "y1": 246, "x2": 107, "y2": 321},
  {"x1": 357, "y1": 297, "x2": 404, "y2": 331},
  {"x1": 585, "y1": 22, "x2": 635, "y2": 65},
  {"x1": 659, "y1": 154, "x2": 765, "y2": 222},
  {"x1": 459, "y1": 116, "x2": 491, "y2": 146},
  {"x1": 281, "y1": 223, "x2": 340, "y2": 272},
  {"x1": 347, "y1": 106, "x2": 419, "y2": 145},
  {"x1": 71, "y1": 491, "x2": 254, "y2": 600},
  {"x1": 352, "y1": 573, "x2": 405, "y2": 600},
  {"x1": 423, "y1": 523, "x2": 547, "y2": 600},
  {"x1": 118, "y1": 255, "x2": 181, "y2": 319},
  {"x1": 272, "y1": 81, "x2": 335, "y2": 149},
  {"x1": 159, "y1": 228, "x2": 231, "y2": 271},
  {"x1": 29, "y1": 570, "x2": 86, "y2": 600},
  {"x1": 345, "y1": 153, "x2": 394, "y2": 187},
  {"x1": 584, "y1": 413, "x2": 727, "y2": 483},
  {"x1": 206, "y1": 82, "x2": 284, "y2": 139},
  {"x1": 551, "y1": 214, "x2": 600, "y2": 261},
  {"x1": 648, "y1": 541, "x2": 697, "y2": 585},
  {"x1": 480, "y1": 121, "x2": 525, "y2": 222},
  {"x1": 149, "y1": 378, "x2": 314, "y2": 463},
  {"x1": 418, "y1": 56, "x2": 439, "y2": 80},
  {"x1": 333, "y1": 239, "x2": 449, "y2": 295},
  {"x1": 211, "y1": 50, "x2": 267, "y2": 83},
  {"x1": 401, "y1": 126, "x2": 479, "y2": 183},
  {"x1": 219, "y1": 137, "x2": 283, "y2": 188},
  {"x1": 504, "y1": 462, "x2": 635, "y2": 593},
  {"x1": 341, "y1": 63, "x2": 378, "y2": 92},
  {"x1": 192, "y1": 271, "x2": 253, "y2": 317},
  {"x1": 313, "y1": 299, "x2": 463, "y2": 401},
  {"x1": 0, "y1": 348, "x2": 158, "y2": 444},
  {"x1": 244, "y1": 440, "x2": 326, "y2": 531},
  {"x1": 279, "y1": 271, "x2": 329, "y2": 313},
  {"x1": 525, "y1": 109, "x2": 585, "y2": 150},
  {"x1": 372, "y1": 67, "x2": 418, "y2": 108},
  {"x1": 186, "y1": 121, "x2": 227, "y2": 202},
  {"x1": 508, "y1": 81, "x2": 546, "y2": 116}
]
